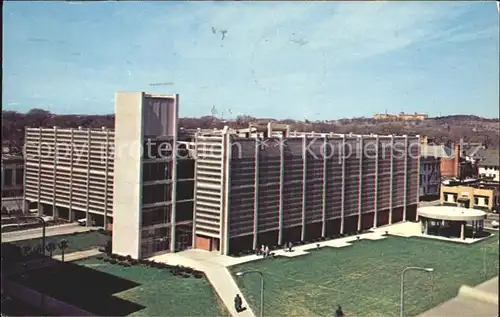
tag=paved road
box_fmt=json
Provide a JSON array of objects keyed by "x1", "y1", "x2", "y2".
[
  {"x1": 1, "y1": 197, "x2": 24, "y2": 211},
  {"x1": 418, "y1": 200, "x2": 441, "y2": 207},
  {"x1": 485, "y1": 213, "x2": 499, "y2": 229},
  {"x1": 1, "y1": 224, "x2": 100, "y2": 243}
]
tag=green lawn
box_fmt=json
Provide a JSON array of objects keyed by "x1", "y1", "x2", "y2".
[
  {"x1": 75, "y1": 257, "x2": 229, "y2": 316},
  {"x1": 14, "y1": 257, "x2": 228, "y2": 316},
  {"x1": 230, "y1": 234, "x2": 499, "y2": 317},
  {"x1": 11, "y1": 231, "x2": 110, "y2": 255}
]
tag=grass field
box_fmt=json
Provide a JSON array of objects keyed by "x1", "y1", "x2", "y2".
[
  {"x1": 14, "y1": 257, "x2": 228, "y2": 316},
  {"x1": 230, "y1": 234, "x2": 499, "y2": 317},
  {"x1": 11, "y1": 231, "x2": 110, "y2": 255}
]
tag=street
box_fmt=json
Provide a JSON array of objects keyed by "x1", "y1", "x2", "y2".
[
  {"x1": 1, "y1": 223, "x2": 101, "y2": 243},
  {"x1": 485, "y1": 213, "x2": 499, "y2": 230},
  {"x1": 1, "y1": 197, "x2": 25, "y2": 211}
]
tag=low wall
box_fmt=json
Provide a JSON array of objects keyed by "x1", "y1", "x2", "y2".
[{"x1": 2, "y1": 278, "x2": 94, "y2": 316}]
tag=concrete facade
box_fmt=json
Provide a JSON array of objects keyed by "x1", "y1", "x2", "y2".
[
  {"x1": 1, "y1": 155, "x2": 24, "y2": 199},
  {"x1": 24, "y1": 92, "x2": 195, "y2": 259},
  {"x1": 24, "y1": 127, "x2": 114, "y2": 225},
  {"x1": 193, "y1": 127, "x2": 420, "y2": 255},
  {"x1": 112, "y1": 92, "x2": 196, "y2": 259}
]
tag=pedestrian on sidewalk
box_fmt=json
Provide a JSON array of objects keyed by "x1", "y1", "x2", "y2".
[
  {"x1": 264, "y1": 245, "x2": 270, "y2": 257},
  {"x1": 234, "y1": 294, "x2": 243, "y2": 313}
]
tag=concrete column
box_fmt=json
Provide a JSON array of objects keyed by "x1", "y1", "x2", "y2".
[
  {"x1": 69, "y1": 129, "x2": 74, "y2": 222},
  {"x1": 221, "y1": 133, "x2": 231, "y2": 256},
  {"x1": 278, "y1": 136, "x2": 285, "y2": 246},
  {"x1": 103, "y1": 128, "x2": 110, "y2": 229},
  {"x1": 1, "y1": 166, "x2": 4, "y2": 188},
  {"x1": 192, "y1": 133, "x2": 199, "y2": 248},
  {"x1": 340, "y1": 136, "x2": 346, "y2": 234},
  {"x1": 321, "y1": 136, "x2": 328, "y2": 237},
  {"x1": 53, "y1": 126, "x2": 58, "y2": 219},
  {"x1": 37, "y1": 127, "x2": 42, "y2": 209},
  {"x1": 357, "y1": 136, "x2": 364, "y2": 232},
  {"x1": 403, "y1": 135, "x2": 408, "y2": 221},
  {"x1": 12, "y1": 168, "x2": 17, "y2": 187},
  {"x1": 373, "y1": 136, "x2": 380, "y2": 228},
  {"x1": 424, "y1": 219, "x2": 428, "y2": 234},
  {"x1": 170, "y1": 96, "x2": 180, "y2": 252},
  {"x1": 460, "y1": 222, "x2": 465, "y2": 240},
  {"x1": 389, "y1": 136, "x2": 395, "y2": 224},
  {"x1": 252, "y1": 138, "x2": 260, "y2": 250},
  {"x1": 85, "y1": 129, "x2": 91, "y2": 226},
  {"x1": 37, "y1": 202, "x2": 43, "y2": 216},
  {"x1": 301, "y1": 136, "x2": 307, "y2": 241}
]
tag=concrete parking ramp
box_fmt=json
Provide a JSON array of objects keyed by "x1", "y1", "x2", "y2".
[{"x1": 417, "y1": 276, "x2": 498, "y2": 317}]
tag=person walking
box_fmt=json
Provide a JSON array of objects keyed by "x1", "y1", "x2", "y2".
[{"x1": 264, "y1": 245, "x2": 270, "y2": 257}]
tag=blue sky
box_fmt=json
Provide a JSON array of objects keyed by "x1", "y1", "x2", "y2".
[{"x1": 2, "y1": 1, "x2": 499, "y2": 119}]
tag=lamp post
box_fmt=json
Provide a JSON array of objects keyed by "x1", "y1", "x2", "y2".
[
  {"x1": 400, "y1": 267, "x2": 434, "y2": 317},
  {"x1": 236, "y1": 270, "x2": 264, "y2": 317}
]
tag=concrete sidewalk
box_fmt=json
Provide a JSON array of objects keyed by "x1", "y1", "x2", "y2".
[
  {"x1": 150, "y1": 252, "x2": 256, "y2": 317},
  {"x1": 53, "y1": 248, "x2": 101, "y2": 262},
  {"x1": 2, "y1": 224, "x2": 100, "y2": 243}
]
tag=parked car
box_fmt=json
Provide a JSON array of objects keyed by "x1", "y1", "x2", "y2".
[{"x1": 77, "y1": 218, "x2": 87, "y2": 226}]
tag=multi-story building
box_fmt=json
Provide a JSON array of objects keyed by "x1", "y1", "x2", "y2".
[
  {"x1": 1, "y1": 154, "x2": 24, "y2": 198},
  {"x1": 112, "y1": 92, "x2": 194, "y2": 259},
  {"x1": 441, "y1": 182, "x2": 498, "y2": 212},
  {"x1": 24, "y1": 126, "x2": 115, "y2": 226},
  {"x1": 192, "y1": 124, "x2": 420, "y2": 255},
  {"x1": 23, "y1": 92, "x2": 195, "y2": 259},
  {"x1": 419, "y1": 156, "x2": 441, "y2": 199},
  {"x1": 477, "y1": 150, "x2": 500, "y2": 182}
]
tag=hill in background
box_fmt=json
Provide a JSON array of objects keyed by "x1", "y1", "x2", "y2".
[{"x1": 2, "y1": 109, "x2": 499, "y2": 153}]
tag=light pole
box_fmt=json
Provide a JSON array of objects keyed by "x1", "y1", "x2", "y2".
[
  {"x1": 400, "y1": 266, "x2": 434, "y2": 317},
  {"x1": 236, "y1": 270, "x2": 264, "y2": 317}
]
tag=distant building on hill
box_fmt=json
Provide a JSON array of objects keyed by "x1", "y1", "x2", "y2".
[{"x1": 374, "y1": 112, "x2": 428, "y2": 121}]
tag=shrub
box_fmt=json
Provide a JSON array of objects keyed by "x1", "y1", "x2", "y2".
[
  {"x1": 109, "y1": 259, "x2": 118, "y2": 264},
  {"x1": 103, "y1": 257, "x2": 110, "y2": 262},
  {"x1": 96, "y1": 256, "x2": 104, "y2": 260},
  {"x1": 109, "y1": 254, "x2": 118, "y2": 259}
]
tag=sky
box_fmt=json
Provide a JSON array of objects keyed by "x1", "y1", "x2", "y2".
[{"x1": 2, "y1": 1, "x2": 499, "y2": 120}]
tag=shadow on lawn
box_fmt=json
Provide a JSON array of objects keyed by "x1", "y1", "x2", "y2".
[{"x1": 2, "y1": 242, "x2": 145, "y2": 316}]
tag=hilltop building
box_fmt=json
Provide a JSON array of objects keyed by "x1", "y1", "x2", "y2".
[{"x1": 373, "y1": 112, "x2": 428, "y2": 121}]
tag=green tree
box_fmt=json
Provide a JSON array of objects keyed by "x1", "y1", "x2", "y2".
[
  {"x1": 46, "y1": 241, "x2": 57, "y2": 259},
  {"x1": 58, "y1": 239, "x2": 69, "y2": 262}
]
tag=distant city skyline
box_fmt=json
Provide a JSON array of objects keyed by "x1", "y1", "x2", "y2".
[{"x1": 2, "y1": 1, "x2": 499, "y2": 119}]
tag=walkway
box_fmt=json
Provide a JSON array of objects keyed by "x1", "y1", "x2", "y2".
[
  {"x1": 5, "y1": 248, "x2": 102, "y2": 277},
  {"x1": 53, "y1": 248, "x2": 101, "y2": 262},
  {"x1": 150, "y1": 252, "x2": 256, "y2": 317},
  {"x1": 150, "y1": 230, "x2": 389, "y2": 317},
  {"x1": 2, "y1": 223, "x2": 100, "y2": 243}
]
